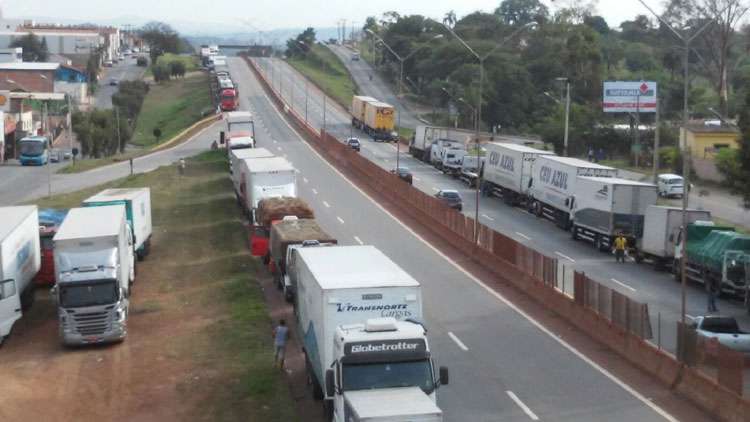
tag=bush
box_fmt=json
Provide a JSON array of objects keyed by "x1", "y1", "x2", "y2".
[
  {"x1": 659, "y1": 146, "x2": 683, "y2": 174},
  {"x1": 715, "y1": 148, "x2": 741, "y2": 189},
  {"x1": 169, "y1": 61, "x2": 186, "y2": 78},
  {"x1": 152, "y1": 63, "x2": 171, "y2": 82}
]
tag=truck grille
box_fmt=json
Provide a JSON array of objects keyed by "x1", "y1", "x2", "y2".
[{"x1": 72, "y1": 308, "x2": 112, "y2": 336}]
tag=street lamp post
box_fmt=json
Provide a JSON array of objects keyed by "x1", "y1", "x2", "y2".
[
  {"x1": 556, "y1": 77, "x2": 571, "y2": 157},
  {"x1": 442, "y1": 21, "x2": 537, "y2": 243}
]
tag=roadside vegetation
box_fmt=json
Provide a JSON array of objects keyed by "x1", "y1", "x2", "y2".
[
  {"x1": 286, "y1": 28, "x2": 357, "y2": 109},
  {"x1": 35, "y1": 151, "x2": 297, "y2": 421}
]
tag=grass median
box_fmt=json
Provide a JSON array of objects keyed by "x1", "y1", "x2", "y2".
[
  {"x1": 60, "y1": 73, "x2": 212, "y2": 174},
  {"x1": 287, "y1": 44, "x2": 357, "y2": 109},
  {"x1": 36, "y1": 151, "x2": 297, "y2": 421}
]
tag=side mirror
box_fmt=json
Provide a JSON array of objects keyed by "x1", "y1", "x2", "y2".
[
  {"x1": 439, "y1": 366, "x2": 449, "y2": 386},
  {"x1": 325, "y1": 369, "x2": 335, "y2": 398}
]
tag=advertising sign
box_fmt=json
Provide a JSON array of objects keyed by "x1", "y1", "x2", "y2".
[{"x1": 603, "y1": 81, "x2": 657, "y2": 113}]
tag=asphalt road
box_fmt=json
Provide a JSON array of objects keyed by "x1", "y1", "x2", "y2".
[
  {"x1": 326, "y1": 44, "x2": 424, "y2": 129},
  {"x1": 227, "y1": 57, "x2": 686, "y2": 421},
  {"x1": 94, "y1": 56, "x2": 147, "y2": 109},
  {"x1": 252, "y1": 56, "x2": 750, "y2": 357},
  {"x1": 0, "y1": 121, "x2": 219, "y2": 205}
]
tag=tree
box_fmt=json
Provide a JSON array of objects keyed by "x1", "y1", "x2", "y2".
[
  {"x1": 9, "y1": 33, "x2": 48, "y2": 61},
  {"x1": 285, "y1": 27, "x2": 316, "y2": 58},
  {"x1": 583, "y1": 15, "x2": 609, "y2": 34},
  {"x1": 495, "y1": 0, "x2": 549, "y2": 25},
  {"x1": 736, "y1": 89, "x2": 750, "y2": 203},
  {"x1": 140, "y1": 21, "x2": 180, "y2": 63},
  {"x1": 443, "y1": 10, "x2": 457, "y2": 27}
]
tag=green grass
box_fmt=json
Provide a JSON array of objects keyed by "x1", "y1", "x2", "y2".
[
  {"x1": 156, "y1": 53, "x2": 200, "y2": 72},
  {"x1": 36, "y1": 151, "x2": 297, "y2": 421},
  {"x1": 287, "y1": 44, "x2": 357, "y2": 109},
  {"x1": 131, "y1": 73, "x2": 211, "y2": 147}
]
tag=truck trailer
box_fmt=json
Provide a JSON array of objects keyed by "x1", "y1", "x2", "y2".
[
  {"x1": 251, "y1": 197, "x2": 315, "y2": 258},
  {"x1": 52, "y1": 206, "x2": 134, "y2": 346},
  {"x1": 569, "y1": 177, "x2": 658, "y2": 252},
  {"x1": 0, "y1": 206, "x2": 41, "y2": 345},
  {"x1": 482, "y1": 142, "x2": 555, "y2": 205},
  {"x1": 83, "y1": 188, "x2": 153, "y2": 260},
  {"x1": 528, "y1": 156, "x2": 618, "y2": 229},
  {"x1": 229, "y1": 147, "x2": 274, "y2": 178},
  {"x1": 293, "y1": 245, "x2": 448, "y2": 421},
  {"x1": 237, "y1": 157, "x2": 297, "y2": 222},
  {"x1": 351, "y1": 96, "x2": 396, "y2": 141},
  {"x1": 636, "y1": 206, "x2": 711, "y2": 269}
]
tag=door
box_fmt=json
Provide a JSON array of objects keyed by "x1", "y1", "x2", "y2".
[{"x1": 0, "y1": 279, "x2": 21, "y2": 338}]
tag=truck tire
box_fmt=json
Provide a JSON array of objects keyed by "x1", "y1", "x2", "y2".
[
  {"x1": 595, "y1": 235, "x2": 608, "y2": 252},
  {"x1": 323, "y1": 400, "x2": 334, "y2": 420},
  {"x1": 634, "y1": 252, "x2": 643, "y2": 264},
  {"x1": 20, "y1": 287, "x2": 34, "y2": 311},
  {"x1": 571, "y1": 225, "x2": 578, "y2": 240},
  {"x1": 673, "y1": 260, "x2": 681, "y2": 282},
  {"x1": 273, "y1": 271, "x2": 283, "y2": 290}
]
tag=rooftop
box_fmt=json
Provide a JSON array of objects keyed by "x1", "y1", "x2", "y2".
[
  {"x1": 54, "y1": 206, "x2": 126, "y2": 241},
  {"x1": 0, "y1": 206, "x2": 37, "y2": 241},
  {"x1": 540, "y1": 155, "x2": 617, "y2": 170},
  {"x1": 0, "y1": 62, "x2": 59, "y2": 71}
]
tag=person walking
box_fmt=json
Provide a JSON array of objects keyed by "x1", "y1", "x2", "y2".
[
  {"x1": 706, "y1": 278, "x2": 720, "y2": 313},
  {"x1": 273, "y1": 319, "x2": 290, "y2": 369},
  {"x1": 587, "y1": 147, "x2": 594, "y2": 162},
  {"x1": 613, "y1": 233, "x2": 627, "y2": 263}
]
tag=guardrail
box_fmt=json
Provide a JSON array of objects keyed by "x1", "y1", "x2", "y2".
[{"x1": 242, "y1": 53, "x2": 750, "y2": 421}]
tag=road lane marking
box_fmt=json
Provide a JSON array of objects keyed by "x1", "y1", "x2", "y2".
[
  {"x1": 337, "y1": 216, "x2": 345, "y2": 224},
  {"x1": 448, "y1": 332, "x2": 469, "y2": 351},
  {"x1": 515, "y1": 232, "x2": 532, "y2": 241},
  {"x1": 354, "y1": 236, "x2": 363, "y2": 245},
  {"x1": 555, "y1": 251, "x2": 576, "y2": 263},
  {"x1": 431, "y1": 187, "x2": 439, "y2": 192},
  {"x1": 611, "y1": 278, "x2": 637, "y2": 292},
  {"x1": 272, "y1": 139, "x2": 277, "y2": 143},
  {"x1": 322, "y1": 201, "x2": 330, "y2": 208},
  {"x1": 481, "y1": 214, "x2": 495, "y2": 221},
  {"x1": 303, "y1": 177, "x2": 308, "y2": 183},
  {"x1": 506, "y1": 391, "x2": 539, "y2": 421},
  {"x1": 312, "y1": 188, "x2": 318, "y2": 195},
  {"x1": 277, "y1": 146, "x2": 283, "y2": 151},
  {"x1": 414, "y1": 177, "x2": 421, "y2": 182},
  {"x1": 249, "y1": 62, "x2": 679, "y2": 422}
]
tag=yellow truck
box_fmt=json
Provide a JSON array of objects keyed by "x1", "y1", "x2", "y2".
[{"x1": 351, "y1": 96, "x2": 396, "y2": 141}]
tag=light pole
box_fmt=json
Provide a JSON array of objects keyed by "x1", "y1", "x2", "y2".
[
  {"x1": 636, "y1": 0, "x2": 726, "y2": 351},
  {"x1": 555, "y1": 77, "x2": 571, "y2": 156},
  {"x1": 442, "y1": 21, "x2": 537, "y2": 242},
  {"x1": 297, "y1": 41, "x2": 311, "y2": 123},
  {"x1": 441, "y1": 87, "x2": 476, "y2": 130}
]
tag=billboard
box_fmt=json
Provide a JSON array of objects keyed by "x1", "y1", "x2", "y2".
[{"x1": 602, "y1": 81, "x2": 657, "y2": 113}]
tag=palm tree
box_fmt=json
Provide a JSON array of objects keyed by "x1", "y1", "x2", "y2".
[{"x1": 443, "y1": 10, "x2": 457, "y2": 28}]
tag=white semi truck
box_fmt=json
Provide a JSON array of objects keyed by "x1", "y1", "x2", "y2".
[
  {"x1": 293, "y1": 245, "x2": 449, "y2": 421},
  {"x1": 569, "y1": 177, "x2": 658, "y2": 252},
  {"x1": 0, "y1": 206, "x2": 41, "y2": 346},
  {"x1": 482, "y1": 142, "x2": 555, "y2": 205},
  {"x1": 238, "y1": 157, "x2": 297, "y2": 222},
  {"x1": 229, "y1": 147, "x2": 274, "y2": 179},
  {"x1": 52, "y1": 206, "x2": 134, "y2": 346},
  {"x1": 83, "y1": 188, "x2": 153, "y2": 260},
  {"x1": 636, "y1": 206, "x2": 711, "y2": 269},
  {"x1": 528, "y1": 156, "x2": 618, "y2": 229}
]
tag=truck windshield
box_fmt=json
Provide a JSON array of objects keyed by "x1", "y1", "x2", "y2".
[
  {"x1": 59, "y1": 280, "x2": 118, "y2": 308},
  {"x1": 229, "y1": 122, "x2": 253, "y2": 133},
  {"x1": 19, "y1": 141, "x2": 45, "y2": 156},
  {"x1": 342, "y1": 359, "x2": 434, "y2": 394}
]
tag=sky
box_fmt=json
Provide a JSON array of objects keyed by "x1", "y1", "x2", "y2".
[{"x1": 6, "y1": 0, "x2": 667, "y2": 33}]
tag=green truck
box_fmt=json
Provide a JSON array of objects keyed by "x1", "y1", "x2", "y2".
[{"x1": 674, "y1": 222, "x2": 750, "y2": 296}]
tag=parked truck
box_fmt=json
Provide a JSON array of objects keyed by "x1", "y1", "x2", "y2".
[
  {"x1": 51, "y1": 206, "x2": 134, "y2": 346},
  {"x1": 351, "y1": 96, "x2": 396, "y2": 141},
  {"x1": 528, "y1": 156, "x2": 618, "y2": 229},
  {"x1": 225, "y1": 111, "x2": 255, "y2": 134},
  {"x1": 83, "y1": 188, "x2": 153, "y2": 260},
  {"x1": 410, "y1": 126, "x2": 475, "y2": 162},
  {"x1": 293, "y1": 245, "x2": 448, "y2": 421},
  {"x1": 675, "y1": 222, "x2": 750, "y2": 295},
  {"x1": 440, "y1": 148, "x2": 468, "y2": 176},
  {"x1": 458, "y1": 154, "x2": 484, "y2": 187},
  {"x1": 34, "y1": 208, "x2": 69, "y2": 286},
  {"x1": 569, "y1": 177, "x2": 658, "y2": 252},
  {"x1": 229, "y1": 147, "x2": 274, "y2": 178},
  {"x1": 237, "y1": 157, "x2": 297, "y2": 222},
  {"x1": 636, "y1": 206, "x2": 711, "y2": 270},
  {"x1": 269, "y1": 218, "x2": 336, "y2": 301},
  {"x1": 482, "y1": 142, "x2": 555, "y2": 205},
  {"x1": 250, "y1": 197, "x2": 315, "y2": 258},
  {"x1": 430, "y1": 140, "x2": 464, "y2": 169},
  {"x1": 0, "y1": 206, "x2": 41, "y2": 346}
]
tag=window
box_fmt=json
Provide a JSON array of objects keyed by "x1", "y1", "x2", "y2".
[{"x1": 0, "y1": 279, "x2": 17, "y2": 300}]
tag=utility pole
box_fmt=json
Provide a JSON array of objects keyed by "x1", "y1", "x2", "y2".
[
  {"x1": 563, "y1": 79, "x2": 570, "y2": 157},
  {"x1": 115, "y1": 107, "x2": 121, "y2": 153},
  {"x1": 653, "y1": 94, "x2": 660, "y2": 184},
  {"x1": 44, "y1": 101, "x2": 51, "y2": 198},
  {"x1": 634, "y1": 90, "x2": 641, "y2": 167}
]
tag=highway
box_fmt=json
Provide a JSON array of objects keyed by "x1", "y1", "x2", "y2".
[
  {"x1": 250, "y1": 55, "x2": 750, "y2": 356},
  {"x1": 94, "y1": 56, "x2": 147, "y2": 109},
  {"x1": 226, "y1": 56, "x2": 694, "y2": 421}
]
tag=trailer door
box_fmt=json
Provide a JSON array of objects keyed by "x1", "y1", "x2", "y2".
[{"x1": 0, "y1": 278, "x2": 21, "y2": 339}]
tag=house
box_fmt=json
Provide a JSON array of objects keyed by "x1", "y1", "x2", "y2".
[
  {"x1": 54, "y1": 64, "x2": 88, "y2": 105},
  {"x1": 0, "y1": 47, "x2": 21, "y2": 63},
  {"x1": 680, "y1": 121, "x2": 741, "y2": 182},
  {"x1": 0, "y1": 62, "x2": 58, "y2": 92}
]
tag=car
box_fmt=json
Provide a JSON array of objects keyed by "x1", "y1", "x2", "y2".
[
  {"x1": 109, "y1": 79, "x2": 118, "y2": 86},
  {"x1": 63, "y1": 151, "x2": 72, "y2": 160},
  {"x1": 351, "y1": 52, "x2": 361, "y2": 61},
  {"x1": 435, "y1": 189, "x2": 463, "y2": 211},
  {"x1": 49, "y1": 150, "x2": 60, "y2": 163},
  {"x1": 657, "y1": 173, "x2": 684, "y2": 198},
  {"x1": 118, "y1": 55, "x2": 124, "y2": 61},
  {"x1": 391, "y1": 167, "x2": 413, "y2": 185},
  {"x1": 690, "y1": 316, "x2": 750, "y2": 353},
  {"x1": 346, "y1": 137, "x2": 361, "y2": 152},
  {"x1": 104, "y1": 60, "x2": 113, "y2": 67}
]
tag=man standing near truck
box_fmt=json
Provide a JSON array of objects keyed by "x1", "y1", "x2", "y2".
[
  {"x1": 613, "y1": 233, "x2": 627, "y2": 263},
  {"x1": 706, "y1": 278, "x2": 720, "y2": 313},
  {"x1": 273, "y1": 319, "x2": 289, "y2": 369}
]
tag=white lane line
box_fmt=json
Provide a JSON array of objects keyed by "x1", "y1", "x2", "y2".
[
  {"x1": 337, "y1": 216, "x2": 345, "y2": 224},
  {"x1": 448, "y1": 332, "x2": 469, "y2": 351},
  {"x1": 303, "y1": 177, "x2": 309, "y2": 183},
  {"x1": 481, "y1": 213, "x2": 495, "y2": 221},
  {"x1": 555, "y1": 251, "x2": 576, "y2": 263},
  {"x1": 414, "y1": 177, "x2": 421, "y2": 182},
  {"x1": 294, "y1": 169, "x2": 300, "y2": 173},
  {"x1": 354, "y1": 236, "x2": 363, "y2": 245},
  {"x1": 431, "y1": 187, "x2": 439, "y2": 192},
  {"x1": 252, "y1": 65, "x2": 679, "y2": 422},
  {"x1": 611, "y1": 278, "x2": 637, "y2": 292},
  {"x1": 322, "y1": 201, "x2": 330, "y2": 208},
  {"x1": 515, "y1": 232, "x2": 532, "y2": 241},
  {"x1": 272, "y1": 139, "x2": 278, "y2": 143},
  {"x1": 312, "y1": 188, "x2": 318, "y2": 195},
  {"x1": 277, "y1": 146, "x2": 283, "y2": 151},
  {"x1": 506, "y1": 391, "x2": 540, "y2": 421}
]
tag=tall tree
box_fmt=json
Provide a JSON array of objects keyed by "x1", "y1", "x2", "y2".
[
  {"x1": 9, "y1": 33, "x2": 48, "y2": 61},
  {"x1": 443, "y1": 10, "x2": 457, "y2": 27},
  {"x1": 736, "y1": 89, "x2": 750, "y2": 204},
  {"x1": 495, "y1": 0, "x2": 549, "y2": 25},
  {"x1": 140, "y1": 21, "x2": 180, "y2": 63}
]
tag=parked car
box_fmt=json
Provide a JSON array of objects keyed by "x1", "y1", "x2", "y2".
[
  {"x1": 352, "y1": 52, "x2": 361, "y2": 61},
  {"x1": 104, "y1": 60, "x2": 113, "y2": 67},
  {"x1": 63, "y1": 151, "x2": 72, "y2": 160},
  {"x1": 657, "y1": 173, "x2": 684, "y2": 198},
  {"x1": 391, "y1": 167, "x2": 413, "y2": 185},
  {"x1": 690, "y1": 316, "x2": 750, "y2": 353},
  {"x1": 49, "y1": 150, "x2": 60, "y2": 163},
  {"x1": 435, "y1": 189, "x2": 463, "y2": 211},
  {"x1": 109, "y1": 79, "x2": 118, "y2": 86},
  {"x1": 346, "y1": 137, "x2": 361, "y2": 152}
]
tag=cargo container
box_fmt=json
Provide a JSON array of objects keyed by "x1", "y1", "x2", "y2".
[
  {"x1": 83, "y1": 188, "x2": 153, "y2": 260},
  {"x1": 237, "y1": 157, "x2": 297, "y2": 222},
  {"x1": 351, "y1": 96, "x2": 396, "y2": 141},
  {"x1": 229, "y1": 147, "x2": 274, "y2": 179},
  {"x1": 482, "y1": 143, "x2": 555, "y2": 205},
  {"x1": 636, "y1": 206, "x2": 711, "y2": 269},
  {"x1": 250, "y1": 197, "x2": 315, "y2": 258}
]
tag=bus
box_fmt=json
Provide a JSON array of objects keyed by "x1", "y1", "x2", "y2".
[{"x1": 18, "y1": 136, "x2": 49, "y2": 166}]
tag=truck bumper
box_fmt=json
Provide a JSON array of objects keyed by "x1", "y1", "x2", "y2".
[{"x1": 61, "y1": 324, "x2": 127, "y2": 346}]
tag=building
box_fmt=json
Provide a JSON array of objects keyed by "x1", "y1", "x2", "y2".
[
  {"x1": 54, "y1": 64, "x2": 89, "y2": 105},
  {"x1": 0, "y1": 62, "x2": 58, "y2": 92},
  {"x1": 0, "y1": 47, "x2": 21, "y2": 62},
  {"x1": 680, "y1": 121, "x2": 742, "y2": 182}
]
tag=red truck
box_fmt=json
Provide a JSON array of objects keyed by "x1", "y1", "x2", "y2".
[
  {"x1": 220, "y1": 88, "x2": 239, "y2": 111},
  {"x1": 33, "y1": 208, "x2": 68, "y2": 286},
  {"x1": 250, "y1": 197, "x2": 314, "y2": 260}
]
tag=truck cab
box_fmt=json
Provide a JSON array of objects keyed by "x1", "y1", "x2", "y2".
[{"x1": 326, "y1": 318, "x2": 448, "y2": 422}]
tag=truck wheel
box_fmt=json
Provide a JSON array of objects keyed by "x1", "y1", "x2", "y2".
[
  {"x1": 137, "y1": 250, "x2": 145, "y2": 262},
  {"x1": 273, "y1": 271, "x2": 283, "y2": 290},
  {"x1": 311, "y1": 374, "x2": 324, "y2": 400},
  {"x1": 634, "y1": 252, "x2": 644, "y2": 264},
  {"x1": 323, "y1": 400, "x2": 334, "y2": 420},
  {"x1": 595, "y1": 236, "x2": 607, "y2": 252},
  {"x1": 571, "y1": 225, "x2": 578, "y2": 240},
  {"x1": 673, "y1": 260, "x2": 681, "y2": 282},
  {"x1": 20, "y1": 287, "x2": 34, "y2": 311}
]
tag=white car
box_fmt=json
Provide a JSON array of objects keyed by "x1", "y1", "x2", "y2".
[
  {"x1": 657, "y1": 173, "x2": 684, "y2": 198},
  {"x1": 691, "y1": 316, "x2": 750, "y2": 353}
]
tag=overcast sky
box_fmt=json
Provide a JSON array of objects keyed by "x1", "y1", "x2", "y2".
[{"x1": 7, "y1": 0, "x2": 667, "y2": 32}]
